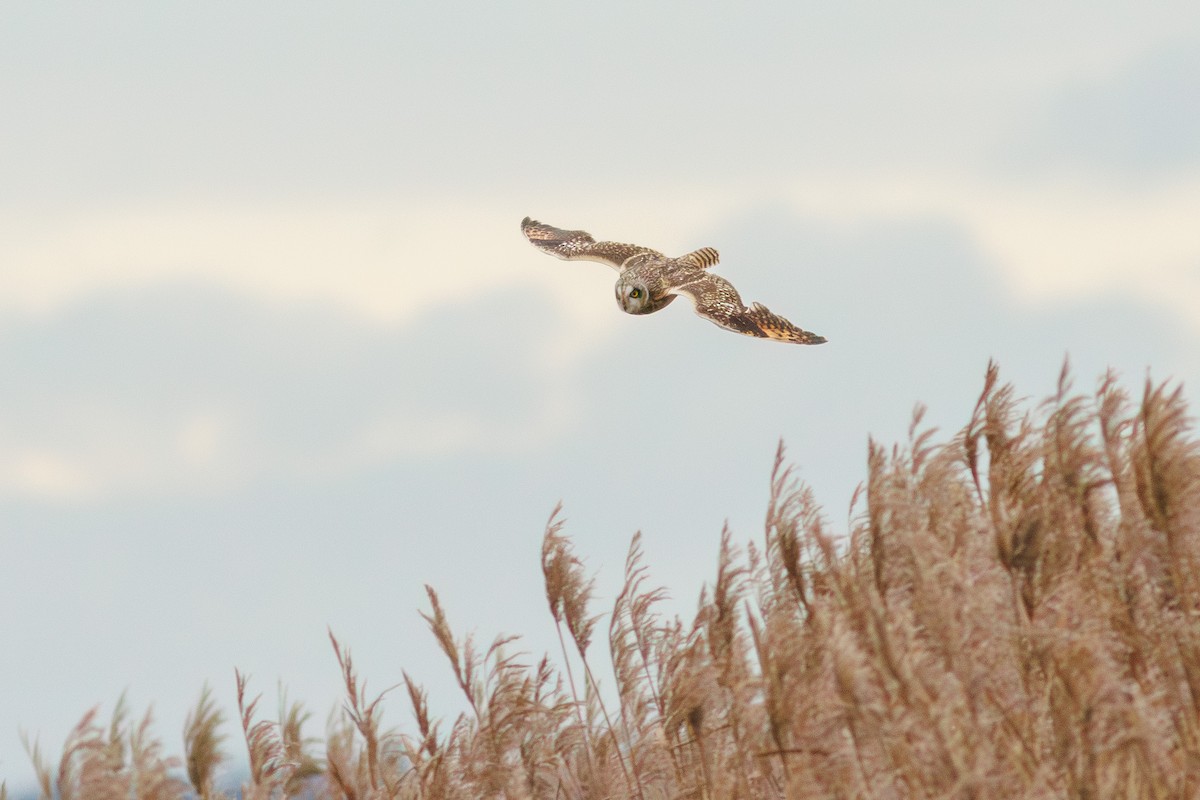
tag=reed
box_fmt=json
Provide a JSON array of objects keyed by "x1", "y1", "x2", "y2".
[{"x1": 12, "y1": 364, "x2": 1199, "y2": 799}]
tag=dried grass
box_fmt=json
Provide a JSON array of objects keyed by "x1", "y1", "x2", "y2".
[{"x1": 12, "y1": 364, "x2": 1200, "y2": 799}]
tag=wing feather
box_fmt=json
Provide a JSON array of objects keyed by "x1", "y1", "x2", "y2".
[
  {"x1": 521, "y1": 217, "x2": 661, "y2": 272},
  {"x1": 668, "y1": 273, "x2": 826, "y2": 345}
]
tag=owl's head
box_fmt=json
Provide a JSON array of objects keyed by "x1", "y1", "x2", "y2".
[{"x1": 615, "y1": 277, "x2": 661, "y2": 315}]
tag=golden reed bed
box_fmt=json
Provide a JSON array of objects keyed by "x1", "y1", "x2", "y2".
[{"x1": 11, "y1": 362, "x2": 1200, "y2": 800}]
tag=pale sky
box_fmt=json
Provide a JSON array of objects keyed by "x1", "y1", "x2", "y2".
[{"x1": 3, "y1": 2, "x2": 1200, "y2": 792}]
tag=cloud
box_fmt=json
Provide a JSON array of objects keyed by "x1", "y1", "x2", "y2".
[
  {"x1": 0, "y1": 201, "x2": 542, "y2": 319},
  {"x1": 1011, "y1": 40, "x2": 1200, "y2": 175},
  {"x1": 0, "y1": 198, "x2": 744, "y2": 326},
  {"x1": 0, "y1": 280, "x2": 583, "y2": 500},
  {"x1": 3, "y1": 201, "x2": 1195, "y2": 508},
  {"x1": 5, "y1": 2, "x2": 1192, "y2": 207},
  {"x1": 767, "y1": 174, "x2": 1200, "y2": 340}
]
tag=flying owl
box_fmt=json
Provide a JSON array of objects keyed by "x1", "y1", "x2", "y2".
[{"x1": 520, "y1": 217, "x2": 826, "y2": 345}]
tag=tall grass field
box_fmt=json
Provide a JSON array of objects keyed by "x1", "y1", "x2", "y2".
[{"x1": 8, "y1": 363, "x2": 1200, "y2": 799}]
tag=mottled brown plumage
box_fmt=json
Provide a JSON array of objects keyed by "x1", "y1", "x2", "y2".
[{"x1": 520, "y1": 217, "x2": 826, "y2": 345}]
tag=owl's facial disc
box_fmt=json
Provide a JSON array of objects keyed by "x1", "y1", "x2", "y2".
[{"x1": 616, "y1": 279, "x2": 652, "y2": 314}]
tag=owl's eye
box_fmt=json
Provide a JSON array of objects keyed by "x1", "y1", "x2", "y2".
[{"x1": 629, "y1": 287, "x2": 642, "y2": 299}]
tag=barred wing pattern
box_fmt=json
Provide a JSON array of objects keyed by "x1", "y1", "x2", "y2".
[
  {"x1": 668, "y1": 272, "x2": 827, "y2": 345},
  {"x1": 520, "y1": 217, "x2": 661, "y2": 271}
]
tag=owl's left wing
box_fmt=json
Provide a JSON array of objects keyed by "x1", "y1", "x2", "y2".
[
  {"x1": 521, "y1": 217, "x2": 661, "y2": 272},
  {"x1": 667, "y1": 272, "x2": 827, "y2": 345}
]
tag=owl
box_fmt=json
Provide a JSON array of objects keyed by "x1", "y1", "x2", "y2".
[{"x1": 521, "y1": 217, "x2": 826, "y2": 345}]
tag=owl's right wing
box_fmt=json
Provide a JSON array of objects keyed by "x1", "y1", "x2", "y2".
[
  {"x1": 521, "y1": 217, "x2": 661, "y2": 272},
  {"x1": 668, "y1": 272, "x2": 827, "y2": 345}
]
